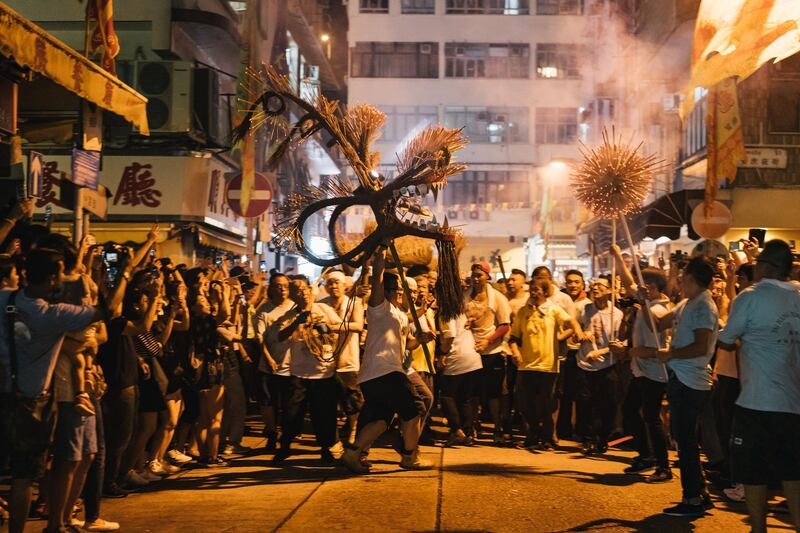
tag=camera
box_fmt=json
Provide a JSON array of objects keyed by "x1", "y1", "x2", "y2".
[{"x1": 102, "y1": 243, "x2": 130, "y2": 287}]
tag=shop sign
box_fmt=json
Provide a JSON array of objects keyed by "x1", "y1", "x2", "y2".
[
  {"x1": 739, "y1": 148, "x2": 787, "y2": 169},
  {"x1": 34, "y1": 154, "x2": 246, "y2": 236}
]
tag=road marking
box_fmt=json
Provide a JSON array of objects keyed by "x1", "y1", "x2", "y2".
[{"x1": 272, "y1": 478, "x2": 327, "y2": 532}]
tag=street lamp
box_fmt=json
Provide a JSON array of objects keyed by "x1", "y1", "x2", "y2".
[{"x1": 320, "y1": 33, "x2": 331, "y2": 58}]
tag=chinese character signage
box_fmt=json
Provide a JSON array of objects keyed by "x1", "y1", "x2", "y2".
[
  {"x1": 33, "y1": 155, "x2": 246, "y2": 237},
  {"x1": 739, "y1": 148, "x2": 787, "y2": 169}
]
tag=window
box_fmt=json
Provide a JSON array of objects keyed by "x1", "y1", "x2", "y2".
[
  {"x1": 378, "y1": 105, "x2": 439, "y2": 142},
  {"x1": 402, "y1": 0, "x2": 435, "y2": 13},
  {"x1": 444, "y1": 107, "x2": 528, "y2": 143},
  {"x1": 444, "y1": 171, "x2": 530, "y2": 206},
  {"x1": 446, "y1": 0, "x2": 530, "y2": 15},
  {"x1": 445, "y1": 43, "x2": 529, "y2": 78},
  {"x1": 767, "y1": 81, "x2": 800, "y2": 133},
  {"x1": 360, "y1": 0, "x2": 389, "y2": 13},
  {"x1": 351, "y1": 42, "x2": 439, "y2": 78},
  {"x1": 535, "y1": 107, "x2": 577, "y2": 144},
  {"x1": 536, "y1": 44, "x2": 581, "y2": 79},
  {"x1": 536, "y1": 0, "x2": 583, "y2": 15}
]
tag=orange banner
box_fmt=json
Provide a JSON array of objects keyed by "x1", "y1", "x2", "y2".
[
  {"x1": 0, "y1": 2, "x2": 148, "y2": 134},
  {"x1": 705, "y1": 77, "x2": 746, "y2": 216}
]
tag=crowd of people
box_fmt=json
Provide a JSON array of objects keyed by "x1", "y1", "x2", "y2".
[{"x1": 1, "y1": 196, "x2": 799, "y2": 533}]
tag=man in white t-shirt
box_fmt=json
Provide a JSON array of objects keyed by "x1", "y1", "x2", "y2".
[
  {"x1": 651, "y1": 257, "x2": 719, "y2": 517},
  {"x1": 256, "y1": 273, "x2": 294, "y2": 451},
  {"x1": 466, "y1": 261, "x2": 511, "y2": 444},
  {"x1": 341, "y1": 248, "x2": 435, "y2": 474},
  {"x1": 718, "y1": 240, "x2": 800, "y2": 533},
  {"x1": 557, "y1": 269, "x2": 591, "y2": 440},
  {"x1": 439, "y1": 313, "x2": 483, "y2": 446},
  {"x1": 575, "y1": 277, "x2": 624, "y2": 455},
  {"x1": 610, "y1": 244, "x2": 673, "y2": 482},
  {"x1": 319, "y1": 270, "x2": 364, "y2": 445},
  {"x1": 272, "y1": 276, "x2": 342, "y2": 463}
]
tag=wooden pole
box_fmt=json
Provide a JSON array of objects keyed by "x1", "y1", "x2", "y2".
[
  {"x1": 620, "y1": 216, "x2": 661, "y2": 349},
  {"x1": 610, "y1": 218, "x2": 617, "y2": 341},
  {"x1": 388, "y1": 242, "x2": 434, "y2": 375}
]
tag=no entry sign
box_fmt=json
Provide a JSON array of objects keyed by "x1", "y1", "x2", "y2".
[{"x1": 225, "y1": 172, "x2": 273, "y2": 218}]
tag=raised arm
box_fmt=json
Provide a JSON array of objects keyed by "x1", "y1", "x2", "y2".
[{"x1": 368, "y1": 248, "x2": 386, "y2": 308}]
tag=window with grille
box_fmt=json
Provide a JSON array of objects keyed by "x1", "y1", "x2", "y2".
[
  {"x1": 377, "y1": 105, "x2": 439, "y2": 142},
  {"x1": 535, "y1": 107, "x2": 578, "y2": 144},
  {"x1": 445, "y1": 43, "x2": 529, "y2": 78},
  {"x1": 444, "y1": 107, "x2": 529, "y2": 143},
  {"x1": 444, "y1": 171, "x2": 530, "y2": 206},
  {"x1": 536, "y1": 43, "x2": 581, "y2": 79},
  {"x1": 360, "y1": 0, "x2": 389, "y2": 13},
  {"x1": 446, "y1": 0, "x2": 530, "y2": 15},
  {"x1": 536, "y1": 0, "x2": 583, "y2": 15},
  {"x1": 351, "y1": 42, "x2": 439, "y2": 78},
  {"x1": 402, "y1": 0, "x2": 435, "y2": 13}
]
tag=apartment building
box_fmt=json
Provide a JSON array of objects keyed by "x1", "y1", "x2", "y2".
[{"x1": 348, "y1": 0, "x2": 593, "y2": 275}]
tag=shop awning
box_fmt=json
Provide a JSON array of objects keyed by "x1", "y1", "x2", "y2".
[
  {"x1": 0, "y1": 2, "x2": 150, "y2": 134},
  {"x1": 578, "y1": 189, "x2": 707, "y2": 252},
  {"x1": 628, "y1": 189, "x2": 706, "y2": 242}
]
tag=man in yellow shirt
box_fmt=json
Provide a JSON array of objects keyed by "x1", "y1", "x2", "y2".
[{"x1": 510, "y1": 279, "x2": 585, "y2": 450}]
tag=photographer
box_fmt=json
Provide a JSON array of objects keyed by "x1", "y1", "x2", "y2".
[
  {"x1": 272, "y1": 275, "x2": 342, "y2": 463},
  {"x1": 2, "y1": 246, "x2": 124, "y2": 533}
]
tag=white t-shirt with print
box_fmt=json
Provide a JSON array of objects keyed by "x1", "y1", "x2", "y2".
[
  {"x1": 440, "y1": 314, "x2": 483, "y2": 376},
  {"x1": 630, "y1": 298, "x2": 670, "y2": 383},
  {"x1": 258, "y1": 300, "x2": 296, "y2": 376},
  {"x1": 668, "y1": 290, "x2": 719, "y2": 391},
  {"x1": 359, "y1": 300, "x2": 410, "y2": 384},
  {"x1": 465, "y1": 285, "x2": 511, "y2": 355},
  {"x1": 719, "y1": 278, "x2": 800, "y2": 414},
  {"x1": 287, "y1": 302, "x2": 341, "y2": 379}
]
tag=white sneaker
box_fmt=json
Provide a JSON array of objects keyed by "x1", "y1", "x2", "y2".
[
  {"x1": 724, "y1": 484, "x2": 746, "y2": 502},
  {"x1": 166, "y1": 449, "x2": 192, "y2": 465},
  {"x1": 83, "y1": 518, "x2": 119, "y2": 531},
  {"x1": 162, "y1": 462, "x2": 181, "y2": 474},
  {"x1": 329, "y1": 441, "x2": 345, "y2": 460},
  {"x1": 148, "y1": 460, "x2": 168, "y2": 475},
  {"x1": 221, "y1": 444, "x2": 234, "y2": 456},
  {"x1": 124, "y1": 469, "x2": 150, "y2": 488},
  {"x1": 85, "y1": 518, "x2": 121, "y2": 531},
  {"x1": 399, "y1": 449, "x2": 434, "y2": 471}
]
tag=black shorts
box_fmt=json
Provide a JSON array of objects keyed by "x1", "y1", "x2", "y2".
[
  {"x1": 731, "y1": 406, "x2": 800, "y2": 485},
  {"x1": 407, "y1": 371, "x2": 434, "y2": 417},
  {"x1": 440, "y1": 370, "x2": 480, "y2": 402},
  {"x1": 480, "y1": 353, "x2": 507, "y2": 399},
  {"x1": 359, "y1": 372, "x2": 420, "y2": 425},
  {"x1": 336, "y1": 371, "x2": 364, "y2": 416}
]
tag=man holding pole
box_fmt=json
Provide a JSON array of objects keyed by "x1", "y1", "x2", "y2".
[{"x1": 341, "y1": 247, "x2": 435, "y2": 474}]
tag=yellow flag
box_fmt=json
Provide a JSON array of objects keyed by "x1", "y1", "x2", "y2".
[
  {"x1": 682, "y1": 0, "x2": 800, "y2": 117},
  {"x1": 705, "y1": 78, "x2": 746, "y2": 216}
]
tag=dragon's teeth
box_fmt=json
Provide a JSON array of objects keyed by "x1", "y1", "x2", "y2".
[{"x1": 432, "y1": 187, "x2": 439, "y2": 202}]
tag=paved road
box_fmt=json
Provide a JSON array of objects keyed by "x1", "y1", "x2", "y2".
[{"x1": 68, "y1": 431, "x2": 793, "y2": 533}]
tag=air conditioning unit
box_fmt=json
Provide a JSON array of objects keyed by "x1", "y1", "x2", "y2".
[
  {"x1": 420, "y1": 43, "x2": 433, "y2": 54},
  {"x1": 131, "y1": 61, "x2": 193, "y2": 133},
  {"x1": 662, "y1": 93, "x2": 681, "y2": 113}
]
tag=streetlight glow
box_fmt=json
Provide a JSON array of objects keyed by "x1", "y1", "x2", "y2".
[{"x1": 320, "y1": 33, "x2": 330, "y2": 43}]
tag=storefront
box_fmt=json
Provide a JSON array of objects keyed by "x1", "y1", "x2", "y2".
[{"x1": 34, "y1": 153, "x2": 251, "y2": 264}]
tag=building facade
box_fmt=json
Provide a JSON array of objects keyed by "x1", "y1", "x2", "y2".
[{"x1": 347, "y1": 0, "x2": 593, "y2": 276}]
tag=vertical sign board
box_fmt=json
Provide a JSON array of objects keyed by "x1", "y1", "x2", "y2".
[
  {"x1": 27, "y1": 150, "x2": 43, "y2": 198},
  {"x1": 71, "y1": 148, "x2": 101, "y2": 190},
  {"x1": 81, "y1": 101, "x2": 103, "y2": 152}
]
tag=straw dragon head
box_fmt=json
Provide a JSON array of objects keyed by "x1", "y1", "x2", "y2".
[{"x1": 233, "y1": 66, "x2": 468, "y2": 319}]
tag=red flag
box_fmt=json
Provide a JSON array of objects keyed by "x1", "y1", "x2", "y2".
[{"x1": 86, "y1": 0, "x2": 120, "y2": 75}]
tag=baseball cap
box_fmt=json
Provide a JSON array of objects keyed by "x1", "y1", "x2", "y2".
[{"x1": 471, "y1": 261, "x2": 492, "y2": 278}]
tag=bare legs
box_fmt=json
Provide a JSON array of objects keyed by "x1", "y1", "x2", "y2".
[{"x1": 198, "y1": 385, "x2": 225, "y2": 461}]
